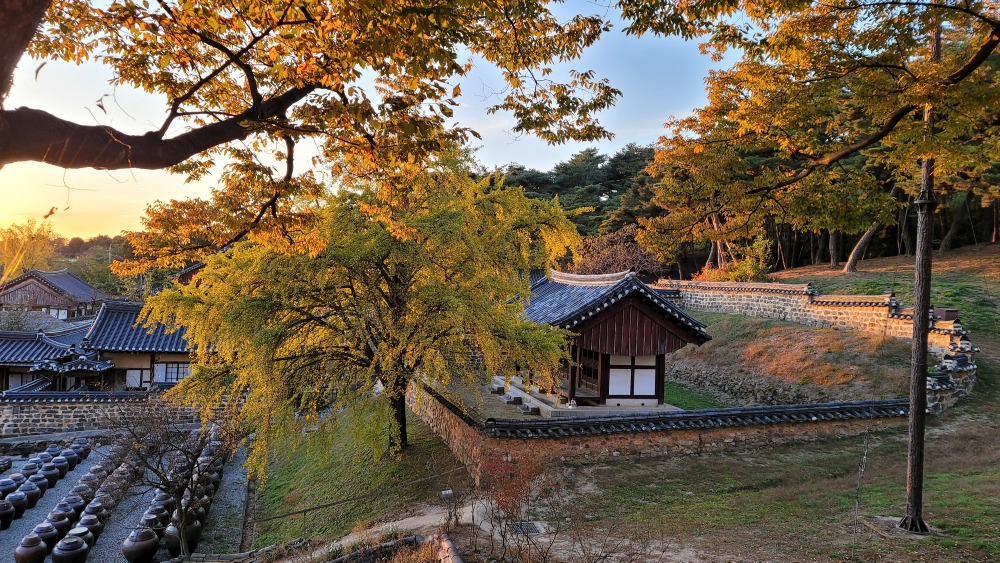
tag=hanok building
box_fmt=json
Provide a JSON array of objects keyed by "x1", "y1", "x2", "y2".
[
  {"x1": 83, "y1": 301, "x2": 192, "y2": 390},
  {"x1": 0, "y1": 325, "x2": 112, "y2": 392},
  {"x1": 525, "y1": 270, "x2": 710, "y2": 407},
  {"x1": 0, "y1": 269, "x2": 111, "y2": 319}
]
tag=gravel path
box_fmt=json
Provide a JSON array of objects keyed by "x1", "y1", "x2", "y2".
[
  {"x1": 2, "y1": 440, "x2": 111, "y2": 552},
  {"x1": 3, "y1": 442, "x2": 250, "y2": 561}
]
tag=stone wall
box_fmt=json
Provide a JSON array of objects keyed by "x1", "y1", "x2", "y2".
[
  {"x1": 0, "y1": 395, "x2": 197, "y2": 438},
  {"x1": 410, "y1": 385, "x2": 905, "y2": 483},
  {"x1": 655, "y1": 280, "x2": 979, "y2": 398}
]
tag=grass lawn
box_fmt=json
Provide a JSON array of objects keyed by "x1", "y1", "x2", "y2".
[
  {"x1": 253, "y1": 412, "x2": 472, "y2": 548},
  {"x1": 663, "y1": 380, "x2": 729, "y2": 409}
]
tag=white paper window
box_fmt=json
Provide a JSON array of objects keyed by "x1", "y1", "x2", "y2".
[
  {"x1": 633, "y1": 369, "x2": 657, "y2": 395},
  {"x1": 609, "y1": 368, "x2": 632, "y2": 395}
]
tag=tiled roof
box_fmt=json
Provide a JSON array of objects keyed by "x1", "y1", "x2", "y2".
[
  {"x1": 0, "y1": 269, "x2": 110, "y2": 301},
  {"x1": 525, "y1": 270, "x2": 709, "y2": 339},
  {"x1": 30, "y1": 352, "x2": 114, "y2": 374},
  {"x1": 0, "y1": 331, "x2": 79, "y2": 365},
  {"x1": 85, "y1": 301, "x2": 190, "y2": 353},
  {"x1": 655, "y1": 280, "x2": 815, "y2": 295}
]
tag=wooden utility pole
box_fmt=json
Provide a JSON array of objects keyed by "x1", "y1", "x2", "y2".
[{"x1": 898, "y1": 24, "x2": 941, "y2": 535}]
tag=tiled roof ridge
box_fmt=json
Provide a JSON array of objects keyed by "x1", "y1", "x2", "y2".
[
  {"x1": 654, "y1": 279, "x2": 814, "y2": 294},
  {"x1": 0, "y1": 268, "x2": 110, "y2": 301},
  {"x1": 557, "y1": 276, "x2": 710, "y2": 336},
  {"x1": 811, "y1": 293, "x2": 895, "y2": 307},
  {"x1": 548, "y1": 269, "x2": 634, "y2": 286}
]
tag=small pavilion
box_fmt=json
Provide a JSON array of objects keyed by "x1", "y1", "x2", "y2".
[{"x1": 524, "y1": 270, "x2": 710, "y2": 407}]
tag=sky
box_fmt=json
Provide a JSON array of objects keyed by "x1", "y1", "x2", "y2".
[{"x1": 0, "y1": 7, "x2": 731, "y2": 239}]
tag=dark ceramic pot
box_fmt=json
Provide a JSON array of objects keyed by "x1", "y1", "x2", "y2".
[
  {"x1": 33, "y1": 521, "x2": 60, "y2": 552},
  {"x1": 0, "y1": 477, "x2": 18, "y2": 497},
  {"x1": 78, "y1": 514, "x2": 103, "y2": 543},
  {"x1": 154, "y1": 491, "x2": 176, "y2": 513},
  {"x1": 147, "y1": 503, "x2": 170, "y2": 526},
  {"x1": 182, "y1": 518, "x2": 203, "y2": 551},
  {"x1": 45, "y1": 508, "x2": 73, "y2": 538},
  {"x1": 10, "y1": 472, "x2": 27, "y2": 486},
  {"x1": 67, "y1": 525, "x2": 95, "y2": 547},
  {"x1": 62, "y1": 493, "x2": 86, "y2": 519},
  {"x1": 14, "y1": 533, "x2": 49, "y2": 563},
  {"x1": 141, "y1": 512, "x2": 164, "y2": 538},
  {"x1": 27, "y1": 474, "x2": 49, "y2": 496},
  {"x1": 0, "y1": 498, "x2": 14, "y2": 529},
  {"x1": 163, "y1": 524, "x2": 182, "y2": 557},
  {"x1": 51, "y1": 536, "x2": 90, "y2": 563},
  {"x1": 20, "y1": 462, "x2": 39, "y2": 478},
  {"x1": 0, "y1": 456, "x2": 10, "y2": 472},
  {"x1": 60, "y1": 449, "x2": 80, "y2": 471},
  {"x1": 35, "y1": 454, "x2": 51, "y2": 464},
  {"x1": 83, "y1": 500, "x2": 110, "y2": 524},
  {"x1": 89, "y1": 464, "x2": 109, "y2": 480},
  {"x1": 70, "y1": 444, "x2": 86, "y2": 461},
  {"x1": 40, "y1": 463, "x2": 61, "y2": 488},
  {"x1": 6, "y1": 490, "x2": 29, "y2": 518},
  {"x1": 79, "y1": 473, "x2": 101, "y2": 489},
  {"x1": 45, "y1": 444, "x2": 62, "y2": 456},
  {"x1": 121, "y1": 527, "x2": 160, "y2": 563},
  {"x1": 70, "y1": 484, "x2": 94, "y2": 502},
  {"x1": 17, "y1": 482, "x2": 41, "y2": 509},
  {"x1": 52, "y1": 456, "x2": 70, "y2": 478}
]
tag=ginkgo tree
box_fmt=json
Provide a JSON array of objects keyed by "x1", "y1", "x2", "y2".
[{"x1": 130, "y1": 150, "x2": 580, "y2": 475}]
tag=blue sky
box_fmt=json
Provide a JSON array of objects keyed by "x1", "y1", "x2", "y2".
[{"x1": 0, "y1": 8, "x2": 730, "y2": 238}]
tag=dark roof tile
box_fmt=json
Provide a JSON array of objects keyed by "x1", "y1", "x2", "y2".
[
  {"x1": 85, "y1": 301, "x2": 190, "y2": 353},
  {"x1": 0, "y1": 269, "x2": 110, "y2": 302}
]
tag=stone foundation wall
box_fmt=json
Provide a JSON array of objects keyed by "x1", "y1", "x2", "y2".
[
  {"x1": 0, "y1": 396, "x2": 197, "y2": 438},
  {"x1": 411, "y1": 386, "x2": 905, "y2": 483}
]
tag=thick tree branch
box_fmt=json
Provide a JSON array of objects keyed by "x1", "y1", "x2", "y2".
[{"x1": 0, "y1": 85, "x2": 316, "y2": 169}]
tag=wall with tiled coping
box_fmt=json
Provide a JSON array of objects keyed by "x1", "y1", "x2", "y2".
[
  {"x1": 655, "y1": 280, "x2": 979, "y2": 407},
  {"x1": 0, "y1": 395, "x2": 197, "y2": 438},
  {"x1": 409, "y1": 385, "x2": 907, "y2": 484}
]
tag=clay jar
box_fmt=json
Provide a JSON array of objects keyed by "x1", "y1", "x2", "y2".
[
  {"x1": 14, "y1": 534, "x2": 49, "y2": 563},
  {"x1": 163, "y1": 524, "x2": 182, "y2": 557},
  {"x1": 67, "y1": 525, "x2": 95, "y2": 547},
  {"x1": 20, "y1": 462, "x2": 39, "y2": 477},
  {"x1": 78, "y1": 514, "x2": 103, "y2": 543},
  {"x1": 62, "y1": 494, "x2": 87, "y2": 519},
  {"x1": 154, "y1": 490, "x2": 176, "y2": 513},
  {"x1": 9, "y1": 472, "x2": 26, "y2": 486},
  {"x1": 52, "y1": 456, "x2": 70, "y2": 478},
  {"x1": 141, "y1": 512, "x2": 164, "y2": 538},
  {"x1": 70, "y1": 484, "x2": 94, "y2": 502},
  {"x1": 17, "y1": 481, "x2": 41, "y2": 509},
  {"x1": 6, "y1": 491, "x2": 29, "y2": 518},
  {"x1": 40, "y1": 463, "x2": 61, "y2": 488},
  {"x1": 1, "y1": 477, "x2": 20, "y2": 497},
  {"x1": 147, "y1": 503, "x2": 170, "y2": 526},
  {"x1": 27, "y1": 474, "x2": 50, "y2": 496},
  {"x1": 181, "y1": 518, "x2": 203, "y2": 551},
  {"x1": 121, "y1": 526, "x2": 160, "y2": 563},
  {"x1": 52, "y1": 536, "x2": 91, "y2": 563},
  {"x1": 46, "y1": 508, "x2": 74, "y2": 539},
  {"x1": 0, "y1": 498, "x2": 14, "y2": 529},
  {"x1": 33, "y1": 521, "x2": 60, "y2": 552},
  {"x1": 45, "y1": 444, "x2": 62, "y2": 456},
  {"x1": 83, "y1": 500, "x2": 109, "y2": 524},
  {"x1": 0, "y1": 456, "x2": 10, "y2": 472},
  {"x1": 60, "y1": 449, "x2": 80, "y2": 471},
  {"x1": 88, "y1": 464, "x2": 109, "y2": 480}
]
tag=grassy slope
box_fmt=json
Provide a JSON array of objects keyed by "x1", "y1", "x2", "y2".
[
  {"x1": 663, "y1": 380, "x2": 729, "y2": 409},
  {"x1": 253, "y1": 413, "x2": 472, "y2": 548},
  {"x1": 570, "y1": 244, "x2": 1000, "y2": 561}
]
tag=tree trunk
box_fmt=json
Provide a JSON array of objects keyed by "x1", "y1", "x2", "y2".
[
  {"x1": 828, "y1": 229, "x2": 840, "y2": 269},
  {"x1": 900, "y1": 199, "x2": 915, "y2": 255},
  {"x1": 390, "y1": 393, "x2": 409, "y2": 451},
  {"x1": 815, "y1": 230, "x2": 828, "y2": 264},
  {"x1": 899, "y1": 25, "x2": 939, "y2": 536},
  {"x1": 993, "y1": 201, "x2": 1000, "y2": 244},
  {"x1": 939, "y1": 190, "x2": 973, "y2": 251},
  {"x1": 843, "y1": 223, "x2": 880, "y2": 273},
  {"x1": 0, "y1": 0, "x2": 52, "y2": 104}
]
